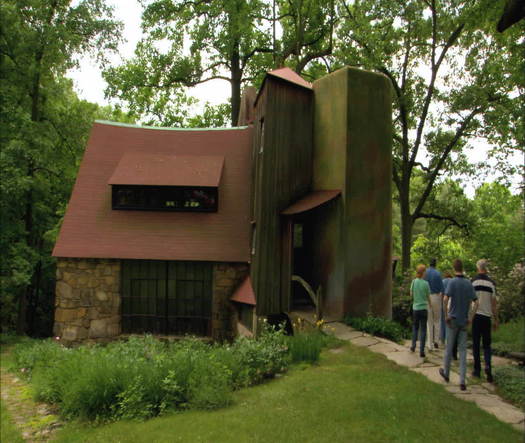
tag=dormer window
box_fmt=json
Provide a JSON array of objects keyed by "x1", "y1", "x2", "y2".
[
  {"x1": 112, "y1": 185, "x2": 218, "y2": 212},
  {"x1": 108, "y1": 153, "x2": 223, "y2": 213}
]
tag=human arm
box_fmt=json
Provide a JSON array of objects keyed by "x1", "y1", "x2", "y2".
[
  {"x1": 443, "y1": 295, "x2": 450, "y2": 325},
  {"x1": 468, "y1": 299, "x2": 479, "y2": 326}
]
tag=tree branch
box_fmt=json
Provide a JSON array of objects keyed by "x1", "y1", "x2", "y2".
[
  {"x1": 410, "y1": 22, "x2": 465, "y2": 170},
  {"x1": 412, "y1": 107, "x2": 482, "y2": 219},
  {"x1": 416, "y1": 212, "x2": 469, "y2": 235}
]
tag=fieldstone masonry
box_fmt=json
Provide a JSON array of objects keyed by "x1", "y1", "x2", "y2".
[
  {"x1": 54, "y1": 258, "x2": 121, "y2": 344},
  {"x1": 212, "y1": 263, "x2": 249, "y2": 341},
  {"x1": 54, "y1": 259, "x2": 248, "y2": 344}
]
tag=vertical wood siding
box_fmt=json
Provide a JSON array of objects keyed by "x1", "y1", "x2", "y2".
[{"x1": 251, "y1": 78, "x2": 314, "y2": 315}]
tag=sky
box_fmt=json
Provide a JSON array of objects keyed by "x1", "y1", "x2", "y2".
[
  {"x1": 66, "y1": 0, "x2": 522, "y2": 197},
  {"x1": 67, "y1": 0, "x2": 231, "y2": 110}
]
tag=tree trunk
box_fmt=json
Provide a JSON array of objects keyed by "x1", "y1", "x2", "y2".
[
  {"x1": 399, "y1": 176, "x2": 413, "y2": 272},
  {"x1": 230, "y1": 44, "x2": 241, "y2": 126}
]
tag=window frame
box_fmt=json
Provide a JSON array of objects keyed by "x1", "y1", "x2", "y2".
[{"x1": 111, "y1": 184, "x2": 219, "y2": 212}]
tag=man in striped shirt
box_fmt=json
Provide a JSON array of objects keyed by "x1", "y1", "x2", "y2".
[{"x1": 471, "y1": 259, "x2": 498, "y2": 382}]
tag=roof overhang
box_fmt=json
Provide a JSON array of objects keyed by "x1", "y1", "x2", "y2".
[
  {"x1": 108, "y1": 153, "x2": 224, "y2": 187},
  {"x1": 281, "y1": 190, "x2": 341, "y2": 215},
  {"x1": 230, "y1": 276, "x2": 256, "y2": 306}
]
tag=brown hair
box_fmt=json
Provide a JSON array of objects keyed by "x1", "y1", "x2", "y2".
[
  {"x1": 452, "y1": 259, "x2": 463, "y2": 273},
  {"x1": 416, "y1": 264, "x2": 426, "y2": 278},
  {"x1": 443, "y1": 270, "x2": 453, "y2": 279}
]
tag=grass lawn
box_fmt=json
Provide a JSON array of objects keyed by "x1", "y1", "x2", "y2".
[{"x1": 51, "y1": 344, "x2": 521, "y2": 443}]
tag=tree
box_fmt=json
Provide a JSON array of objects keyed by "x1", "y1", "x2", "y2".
[
  {"x1": 468, "y1": 182, "x2": 523, "y2": 271},
  {"x1": 104, "y1": 0, "x2": 336, "y2": 126},
  {"x1": 333, "y1": 0, "x2": 523, "y2": 270},
  {"x1": 0, "y1": 0, "x2": 122, "y2": 334}
]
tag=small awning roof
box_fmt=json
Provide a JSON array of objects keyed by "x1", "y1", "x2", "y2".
[
  {"x1": 281, "y1": 190, "x2": 341, "y2": 215},
  {"x1": 230, "y1": 276, "x2": 256, "y2": 306},
  {"x1": 108, "y1": 153, "x2": 224, "y2": 187}
]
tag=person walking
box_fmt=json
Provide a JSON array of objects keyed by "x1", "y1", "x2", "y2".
[
  {"x1": 424, "y1": 258, "x2": 444, "y2": 351},
  {"x1": 441, "y1": 270, "x2": 458, "y2": 359},
  {"x1": 471, "y1": 259, "x2": 498, "y2": 382},
  {"x1": 410, "y1": 264, "x2": 431, "y2": 358},
  {"x1": 439, "y1": 259, "x2": 478, "y2": 391}
]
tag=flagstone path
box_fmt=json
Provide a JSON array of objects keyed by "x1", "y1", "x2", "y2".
[
  {"x1": 0, "y1": 353, "x2": 62, "y2": 442},
  {"x1": 325, "y1": 321, "x2": 525, "y2": 433}
]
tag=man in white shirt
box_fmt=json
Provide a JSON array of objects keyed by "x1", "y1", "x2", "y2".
[{"x1": 471, "y1": 259, "x2": 498, "y2": 382}]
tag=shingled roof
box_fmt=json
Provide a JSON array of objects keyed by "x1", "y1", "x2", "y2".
[{"x1": 53, "y1": 121, "x2": 253, "y2": 262}]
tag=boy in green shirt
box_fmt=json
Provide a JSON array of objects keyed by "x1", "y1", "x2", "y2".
[{"x1": 410, "y1": 264, "x2": 431, "y2": 357}]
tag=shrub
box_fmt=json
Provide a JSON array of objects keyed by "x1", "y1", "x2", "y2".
[
  {"x1": 492, "y1": 263, "x2": 525, "y2": 323},
  {"x1": 392, "y1": 272, "x2": 413, "y2": 330},
  {"x1": 492, "y1": 318, "x2": 525, "y2": 356},
  {"x1": 344, "y1": 315, "x2": 410, "y2": 344},
  {"x1": 493, "y1": 365, "x2": 525, "y2": 410}
]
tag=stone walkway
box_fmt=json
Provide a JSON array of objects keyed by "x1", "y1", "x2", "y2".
[
  {"x1": 326, "y1": 321, "x2": 525, "y2": 433},
  {"x1": 0, "y1": 355, "x2": 62, "y2": 442}
]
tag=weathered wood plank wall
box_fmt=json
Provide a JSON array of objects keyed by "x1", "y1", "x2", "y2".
[{"x1": 250, "y1": 78, "x2": 314, "y2": 315}]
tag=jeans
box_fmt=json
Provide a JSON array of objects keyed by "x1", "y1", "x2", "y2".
[
  {"x1": 472, "y1": 314, "x2": 492, "y2": 374},
  {"x1": 443, "y1": 318, "x2": 468, "y2": 384},
  {"x1": 411, "y1": 309, "x2": 428, "y2": 354}
]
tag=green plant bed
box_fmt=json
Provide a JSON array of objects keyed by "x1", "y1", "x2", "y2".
[
  {"x1": 8, "y1": 327, "x2": 338, "y2": 423},
  {"x1": 492, "y1": 318, "x2": 525, "y2": 357},
  {"x1": 493, "y1": 365, "x2": 525, "y2": 410},
  {"x1": 344, "y1": 315, "x2": 410, "y2": 343}
]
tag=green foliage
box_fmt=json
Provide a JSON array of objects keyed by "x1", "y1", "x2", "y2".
[
  {"x1": 492, "y1": 318, "x2": 525, "y2": 356},
  {"x1": 493, "y1": 366, "x2": 525, "y2": 410},
  {"x1": 0, "y1": 0, "x2": 122, "y2": 334},
  {"x1": 492, "y1": 264, "x2": 525, "y2": 324},
  {"x1": 10, "y1": 328, "x2": 327, "y2": 422},
  {"x1": 51, "y1": 344, "x2": 522, "y2": 443},
  {"x1": 286, "y1": 330, "x2": 326, "y2": 364},
  {"x1": 344, "y1": 315, "x2": 410, "y2": 344},
  {"x1": 391, "y1": 272, "x2": 414, "y2": 330}
]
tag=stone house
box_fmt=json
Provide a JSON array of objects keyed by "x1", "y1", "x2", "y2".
[{"x1": 52, "y1": 67, "x2": 392, "y2": 344}]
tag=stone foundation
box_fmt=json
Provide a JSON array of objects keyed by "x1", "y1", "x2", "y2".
[
  {"x1": 54, "y1": 258, "x2": 121, "y2": 344},
  {"x1": 212, "y1": 263, "x2": 249, "y2": 341}
]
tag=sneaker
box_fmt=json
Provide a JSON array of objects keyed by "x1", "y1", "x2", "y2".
[
  {"x1": 452, "y1": 354, "x2": 458, "y2": 361},
  {"x1": 439, "y1": 368, "x2": 449, "y2": 382},
  {"x1": 486, "y1": 371, "x2": 494, "y2": 383},
  {"x1": 434, "y1": 342, "x2": 439, "y2": 349},
  {"x1": 471, "y1": 371, "x2": 481, "y2": 378},
  {"x1": 460, "y1": 384, "x2": 467, "y2": 391},
  {"x1": 420, "y1": 352, "x2": 426, "y2": 358},
  {"x1": 410, "y1": 346, "x2": 415, "y2": 352}
]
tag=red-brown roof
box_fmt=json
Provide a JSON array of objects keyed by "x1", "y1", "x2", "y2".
[
  {"x1": 230, "y1": 276, "x2": 256, "y2": 305},
  {"x1": 53, "y1": 121, "x2": 253, "y2": 262},
  {"x1": 268, "y1": 68, "x2": 313, "y2": 90},
  {"x1": 281, "y1": 190, "x2": 341, "y2": 215},
  {"x1": 108, "y1": 153, "x2": 224, "y2": 187}
]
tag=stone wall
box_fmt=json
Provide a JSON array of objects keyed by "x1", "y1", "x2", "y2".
[
  {"x1": 54, "y1": 258, "x2": 121, "y2": 344},
  {"x1": 212, "y1": 263, "x2": 249, "y2": 341}
]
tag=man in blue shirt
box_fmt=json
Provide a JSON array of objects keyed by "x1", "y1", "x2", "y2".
[
  {"x1": 439, "y1": 259, "x2": 478, "y2": 391},
  {"x1": 424, "y1": 258, "x2": 444, "y2": 350}
]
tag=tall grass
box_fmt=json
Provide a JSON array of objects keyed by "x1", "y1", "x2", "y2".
[
  {"x1": 9, "y1": 327, "x2": 332, "y2": 422},
  {"x1": 492, "y1": 318, "x2": 525, "y2": 355}
]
